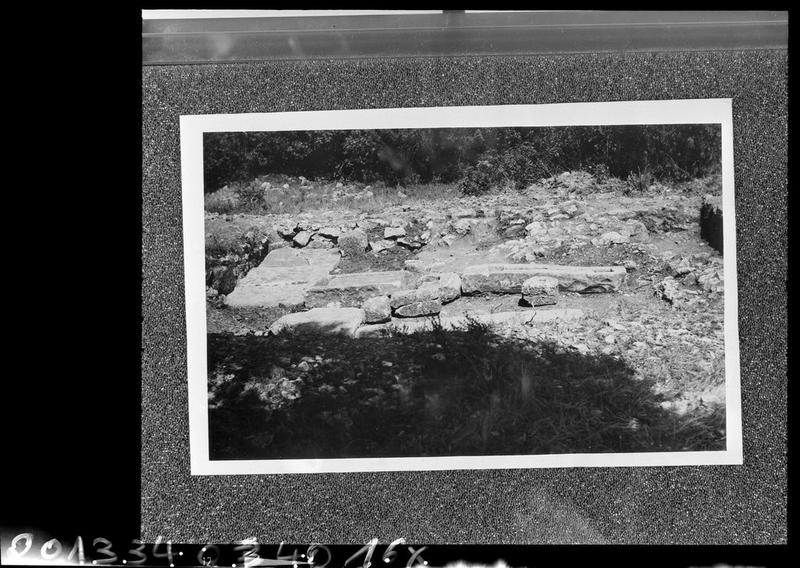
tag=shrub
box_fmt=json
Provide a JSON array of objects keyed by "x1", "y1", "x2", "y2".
[
  {"x1": 232, "y1": 180, "x2": 266, "y2": 212},
  {"x1": 459, "y1": 160, "x2": 496, "y2": 196},
  {"x1": 204, "y1": 186, "x2": 240, "y2": 214},
  {"x1": 626, "y1": 168, "x2": 655, "y2": 194}
]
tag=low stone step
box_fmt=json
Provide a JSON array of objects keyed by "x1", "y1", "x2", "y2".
[
  {"x1": 269, "y1": 307, "x2": 365, "y2": 337},
  {"x1": 355, "y1": 308, "x2": 585, "y2": 337},
  {"x1": 306, "y1": 270, "x2": 413, "y2": 309},
  {"x1": 461, "y1": 263, "x2": 626, "y2": 294},
  {"x1": 224, "y1": 248, "x2": 340, "y2": 308}
]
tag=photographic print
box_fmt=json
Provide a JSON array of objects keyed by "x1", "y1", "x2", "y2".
[{"x1": 181, "y1": 101, "x2": 741, "y2": 474}]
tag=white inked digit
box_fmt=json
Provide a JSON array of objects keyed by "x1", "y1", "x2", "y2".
[
  {"x1": 126, "y1": 539, "x2": 148, "y2": 565},
  {"x1": 306, "y1": 544, "x2": 331, "y2": 568},
  {"x1": 7, "y1": 533, "x2": 33, "y2": 559},
  {"x1": 405, "y1": 546, "x2": 428, "y2": 568},
  {"x1": 66, "y1": 536, "x2": 85, "y2": 564},
  {"x1": 382, "y1": 538, "x2": 405, "y2": 565},
  {"x1": 92, "y1": 537, "x2": 118, "y2": 565},
  {"x1": 40, "y1": 538, "x2": 63, "y2": 561},
  {"x1": 233, "y1": 539, "x2": 260, "y2": 565},
  {"x1": 152, "y1": 536, "x2": 174, "y2": 565},
  {"x1": 198, "y1": 544, "x2": 220, "y2": 567}
]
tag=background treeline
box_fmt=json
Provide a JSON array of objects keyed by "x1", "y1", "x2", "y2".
[{"x1": 204, "y1": 125, "x2": 721, "y2": 193}]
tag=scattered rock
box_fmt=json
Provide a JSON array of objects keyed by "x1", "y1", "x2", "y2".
[
  {"x1": 317, "y1": 227, "x2": 341, "y2": 240},
  {"x1": 306, "y1": 236, "x2": 334, "y2": 249},
  {"x1": 668, "y1": 257, "x2": 693, "y2": 277},
  {"x1": 451, "y1": 219, "x2": 472, "y2": 236},
  {"x1": 370, "y1": 239, "x2": 396, "y2": 253},
  {"x1": 698, "y1": 268, "x2": 724, "y2": 293},
  {"x1": 292, "y1": 231, "x2": 312, "y2": 247},
  {"x1": 396, "y1": 237, "x2": 423, "y2": 250},
  {"x1": 362, "y1": 295, "x2": 392, "y2": 324},
  {"x1": 503, "y1": 225, "x2": 527, "y2": 238},
  {"x1": 593, "y1": 231, "x2": 630, "y2": 246},
  {"x1": 277, "y1": 225, "x2": 296, "y2": 239},
  {"x1": 654, "y1": 276, "x2": 683, "y2": 305},
  {"x1": 338, "y1": 229, "x2": 369, "y2": 257},
  {"x1": 384, "y1": 226, "x2": 406, "y2": 239},
  {"x1": 623, "y1": 260, "x2": 638, "y2": 271},
  {"x1": 521, "y1": 276, "x2": 558, "y2": 306},
  {"x1": 525, "y1": 221, "x2": 547, "y2": 236}
]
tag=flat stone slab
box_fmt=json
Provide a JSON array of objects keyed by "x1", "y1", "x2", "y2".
[
  {"x1": 394, "y1": 299, "x2": 442, "y2": 318},
  {"x1": 306, "y1": 270, "x2": 413, "y2": 308},
  {"x1": 269, "y1": 307, "x2": 365, "y2": 337},
  {"x1": 461, "y1": 263, "x2": 626, "y2": 294},
  {"x1": 355, "y1": 308, "x2": 584, "y2": 337},
  {"x1": 224, "y1": 248, "x2": 341, "y2": 308}
]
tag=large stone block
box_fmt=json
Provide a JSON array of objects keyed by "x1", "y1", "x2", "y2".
[
  {"x1": 362, "y1": 295, "x2": 391, "y2": 324},
  {"x1": 224, "y1": 248, "x2": 340, "y2": 308},
  {"x1": 521, "y1": 276, "x2": 558, "y2": 306},
  {"x1": 269, "y1": 307, "x2": 365, "y2": 337},
  {"x1": 306, "y1": 270, "x2": 412, "y2": 308},
  {"x1": 461, "y1": 263, "x2": 626, "y2": 294},
  {"x1": 416, "y1": 272, "x2": 462, "y2": 304}
]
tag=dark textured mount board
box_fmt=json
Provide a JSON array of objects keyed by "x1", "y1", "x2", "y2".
[{"x1": 141, "y1": 51, "x2": 787, "y2": 544}]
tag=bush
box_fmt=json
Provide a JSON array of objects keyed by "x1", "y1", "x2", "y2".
[
  {"x1": 204, "y1": 186, "x2": 240, "y2": 214},
  {"x1": 459, "y1": 160, "x2": 496, "y2": 196},
  {"x1": 231, "y1": 180, "x2": 267, "y2": 212},
  {"x1": 626, "y1": 168, "x2": 655, "y2": 194}
]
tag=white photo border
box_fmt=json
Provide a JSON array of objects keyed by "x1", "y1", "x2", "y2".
[{"x1": 180, "y1": 100, "x2": 742, "y2": 475}]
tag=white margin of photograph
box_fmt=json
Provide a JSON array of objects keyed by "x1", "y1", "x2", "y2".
[{"x1": 180, "y1": 99, "x2": 742, "y2": 475}]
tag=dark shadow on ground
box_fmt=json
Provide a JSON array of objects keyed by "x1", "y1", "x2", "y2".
[{"x1": 207, "y1": 320, "x2": 725, "y2": 460}]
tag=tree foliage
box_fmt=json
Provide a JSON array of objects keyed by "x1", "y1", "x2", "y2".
[{"x1": 203, "y1": 125, "x2": 721, "y2": 193}]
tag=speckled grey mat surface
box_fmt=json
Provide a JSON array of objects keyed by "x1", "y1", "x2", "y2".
[{"x1": 141, "y1": 51, "x2": 787, "y2": 544}]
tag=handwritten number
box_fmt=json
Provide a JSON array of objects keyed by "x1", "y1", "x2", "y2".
[
  {"x1": 382, "y1": 539, "x2": 405, "y2": 565},
  {"x1": 197, "y1": 544, "x2": 220, "y2": 567},
  {"x1": 40, "y1": 539, "x2": 63, "y2": 561},
  {"x1": 66, "y1": 536, "x2": 85, "y2": 564},
  {"x1": 307, "y1": 543, "x2": 331, "y2": 568},
  {"x1": 406, "y1": 546, "x2": 428, "y2": 568},
  {"x1": 126, "y1": 539, "x2": 148, "y2": 565},
  {"x1": 92, "y1": 537, "x2": 118, "y2": 565},
  {"x1": 233, "y1": 540, "x2": 260, "y2": 565},
  {"x1": 345, "y1": 539, "x2": 379, "y2": 568},
  {"x1": 7, "y1": 533, "x2": 33, "y2": 559},
  {"x1": 152, "y1": 536, "x2": 174, "y2": 566}
]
